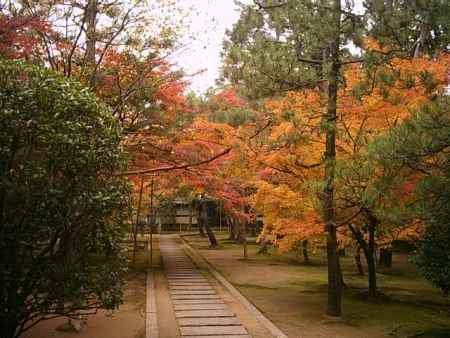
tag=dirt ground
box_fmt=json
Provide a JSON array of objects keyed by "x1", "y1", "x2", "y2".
[
  {"x1": 24, "y1": 256, "x2": 147, "y2": 338},
  {"x1": 184, "y1": 232, "x2": 450, "y2": 338}
]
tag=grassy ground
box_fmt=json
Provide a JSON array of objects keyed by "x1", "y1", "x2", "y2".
[{"x1": 183, "y1": 231, "x2": 450, "y2": 338}]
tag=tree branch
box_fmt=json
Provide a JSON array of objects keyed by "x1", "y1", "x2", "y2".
[{"x1": 117, "y1": 147, "x2": 232, "y2": 176}]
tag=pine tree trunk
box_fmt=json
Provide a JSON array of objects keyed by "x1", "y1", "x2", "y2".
[
  {"x1": 85, "y1": 0, "x2": 98, "y2": 87},
  {"x1": 324, "y1": 0, "x2": 342, "y2": 317},
  {"x1": 367, "y1": 222, "x2": 377, "y2": 297},
  {"x1": 302, "y1": 240, "x2": 310, "y2": 264},
  {"x1": 85, "y1": 0, "x2": 97, "y2": 66}
]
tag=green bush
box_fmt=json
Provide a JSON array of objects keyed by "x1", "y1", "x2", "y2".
[
  {"x1": 414, "y1": 221, "x2": 450, "y2": 296},
  {"x1": 0, "y1": 59, "x2": 130, "y2": 338}
]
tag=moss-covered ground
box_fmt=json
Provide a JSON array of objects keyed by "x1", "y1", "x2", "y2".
[{"x1": 183, "y1": 232, "x2": 450, "y2": 338}]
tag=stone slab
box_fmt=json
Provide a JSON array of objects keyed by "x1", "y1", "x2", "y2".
[
  {"x1": 183, "y1": 336, "x2": 250, "y2": 338},
  {"x1": 180, "y1": 326, "x2": 247, "y2": 336},
  {"x1": 175, "y1": 309, "x2": 234, "y2": 318},
  {"x1": 169, "y1": 282, "x2": 210, "y2": 286},
  {"x1": 172, "y1": 294, "x2": 220, "y2": 300},
  {"x1": 172, "y1": 299, "x2": 224, "y2": 305},
  {"x1": 170, "y1": 290, "x2": 216, "y2": 295},
  {"x1": 167, "y1": 277, "x2": 207, "y2": 281},
  {"x1": 174, "y1": 303, "x2": 228, "y2": 311},
  {"x1": 178, "y1": 317, "x2": 241, "y2": 326},
  {"x1": 168, "y1": 279, "x2": 207, "y2": 281},
  {"x1": 170, "y1": 285, "x2": 213, "y2": 290}
]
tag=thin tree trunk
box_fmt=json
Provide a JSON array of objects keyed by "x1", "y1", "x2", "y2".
[
  {"x1": 242, "y1": 219, "x2": 248, "y2": 260},
  {"x1": 367, "y1": 222, "x2": 377, "y2": 297},
  {"x1": 228, "y1": 217, "x2": 236, "y2": 241},
  {"x1": 189, "y1": 204, "x2": 192, "y2": 231},
  {"x1": 302, "y1": 240, "x2": 310, "y2": 264},
  {"x1": 149, "y1": 178, "x2": 154, "y2": 268},
  {"x1": 236, "y1": 220, "x2": 245, "y2": 244},
  {"x1": 198, "y1": 218, "x2": 206, "y2": 237},
  {"x1": 133, "y1": 176, "x2": 144, "y2": 263},
  {"x1": 355, "y1": 245, "x2": 364, "y2": 275},
  {"x1": 204, "y1": 222, "x2": 218, "y2": 246},
  {"x1": 324, "y1": 0, "x2": 342, "y2": 317}
]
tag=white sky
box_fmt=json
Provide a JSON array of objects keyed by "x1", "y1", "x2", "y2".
[
  {"x1": 172, "y1": 0, "x2": 250, "y2": 94},
  {"x1": 174, "y1": 0, "x2": 364, "y2": 94}
]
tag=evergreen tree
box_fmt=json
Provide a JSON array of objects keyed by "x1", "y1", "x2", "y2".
[
  {"x1": 372, "y1": 97, "x2": 450, "y2": 295},
  {"x1": 221, "y1": 0, "x2": 450, "y2": 316}
]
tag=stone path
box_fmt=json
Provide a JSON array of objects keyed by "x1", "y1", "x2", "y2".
[{"x1": 159, "y1": 236, "x2": 251, "y2": 338}]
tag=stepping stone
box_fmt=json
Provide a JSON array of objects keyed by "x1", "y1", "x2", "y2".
[
  {"x1": 170, "y1": 290, "x2": 216, "y2": 295},
  {"x1": 167, "y1": 271, "x2": 198, "y2": 274},
  {"x1": 170, "y1": 285, "x2": 213, "y2": 290},
  {"x1": 169, "y1": 282, "x2": 210, "y2": 286},
  {"x1": 168, "y1": 277, "x2": 207, "y2": 280},
  {"x1": 167, "y1": 274, "x2": 203, "y2": 277},
  {"x1": 175, "y1": 309, "x2": 234, "y2": 318},
  {"x1": 172, "y1": 295, "x2": 220, "y2": 300},
  {"x1": 174, "y1": 303, "x2": 227, "y2": 311},
  {"x1": 178, "y1": 317, "x2": 240, "y2": 326},
  {"x1": 172, "y1": 299, "x2": 224, "y2": 305},
  {"x1": 180, "y1": 325, "x2": 248, "y2": 336},
  {"x1": 183, "y1": 336, "x2": 251, "y2": 338},
  {"x1": 168, "y1": 277, "x2": 207, "y2": 281},
  {"x1": 168, "y1": 280, "x2": 209, "y2": 284}
]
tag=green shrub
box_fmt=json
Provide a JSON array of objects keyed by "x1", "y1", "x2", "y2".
[{"x1": 0, "y1": 60, "x2": 130, "y2": 338}]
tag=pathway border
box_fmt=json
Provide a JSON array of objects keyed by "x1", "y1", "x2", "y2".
[
  {"x1": 181, "y1": 236, "x2": 288, "y2": 338},
  {"x1": 146, "y1": 263, "x2": 158, "y2": 337}
]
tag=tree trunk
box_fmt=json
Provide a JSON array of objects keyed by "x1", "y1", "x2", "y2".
[
  {"x1": 85, "y1": 0, "x2": 97, "y2": 86},
  {"x1": 85, "y1": 0, "x2": 97, "y2": 65},
  {"x1": 323, "y1": 0, "x2": 342, "y2": 317},
  {"x1": 236, "y1": 221, "x2": 245, "y2": 244},
  {"x1": 228, "y1": 217, "x2": 236, "y2": 241},
  {"x1": 302, "y1": 240, "x2": 310, "y2": 264},
  {"x1": 355, "y1": 245, "x2": 364, "y2": 275},
  {"x1": 367, "y1": 222, "x2": 377, "y2": 297},
  {"x1": 198, "y1": 220, "x2": 206, "y2": 237},
  {"x1": 242, "y1": 219, "x2": 248, "y2": 260},
  {"x1": 133, "y1": 176, "x2": 144, "y2": 263},
  {"x1": 204, "y1": 222, "x2": 218, "y2": 246}
]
